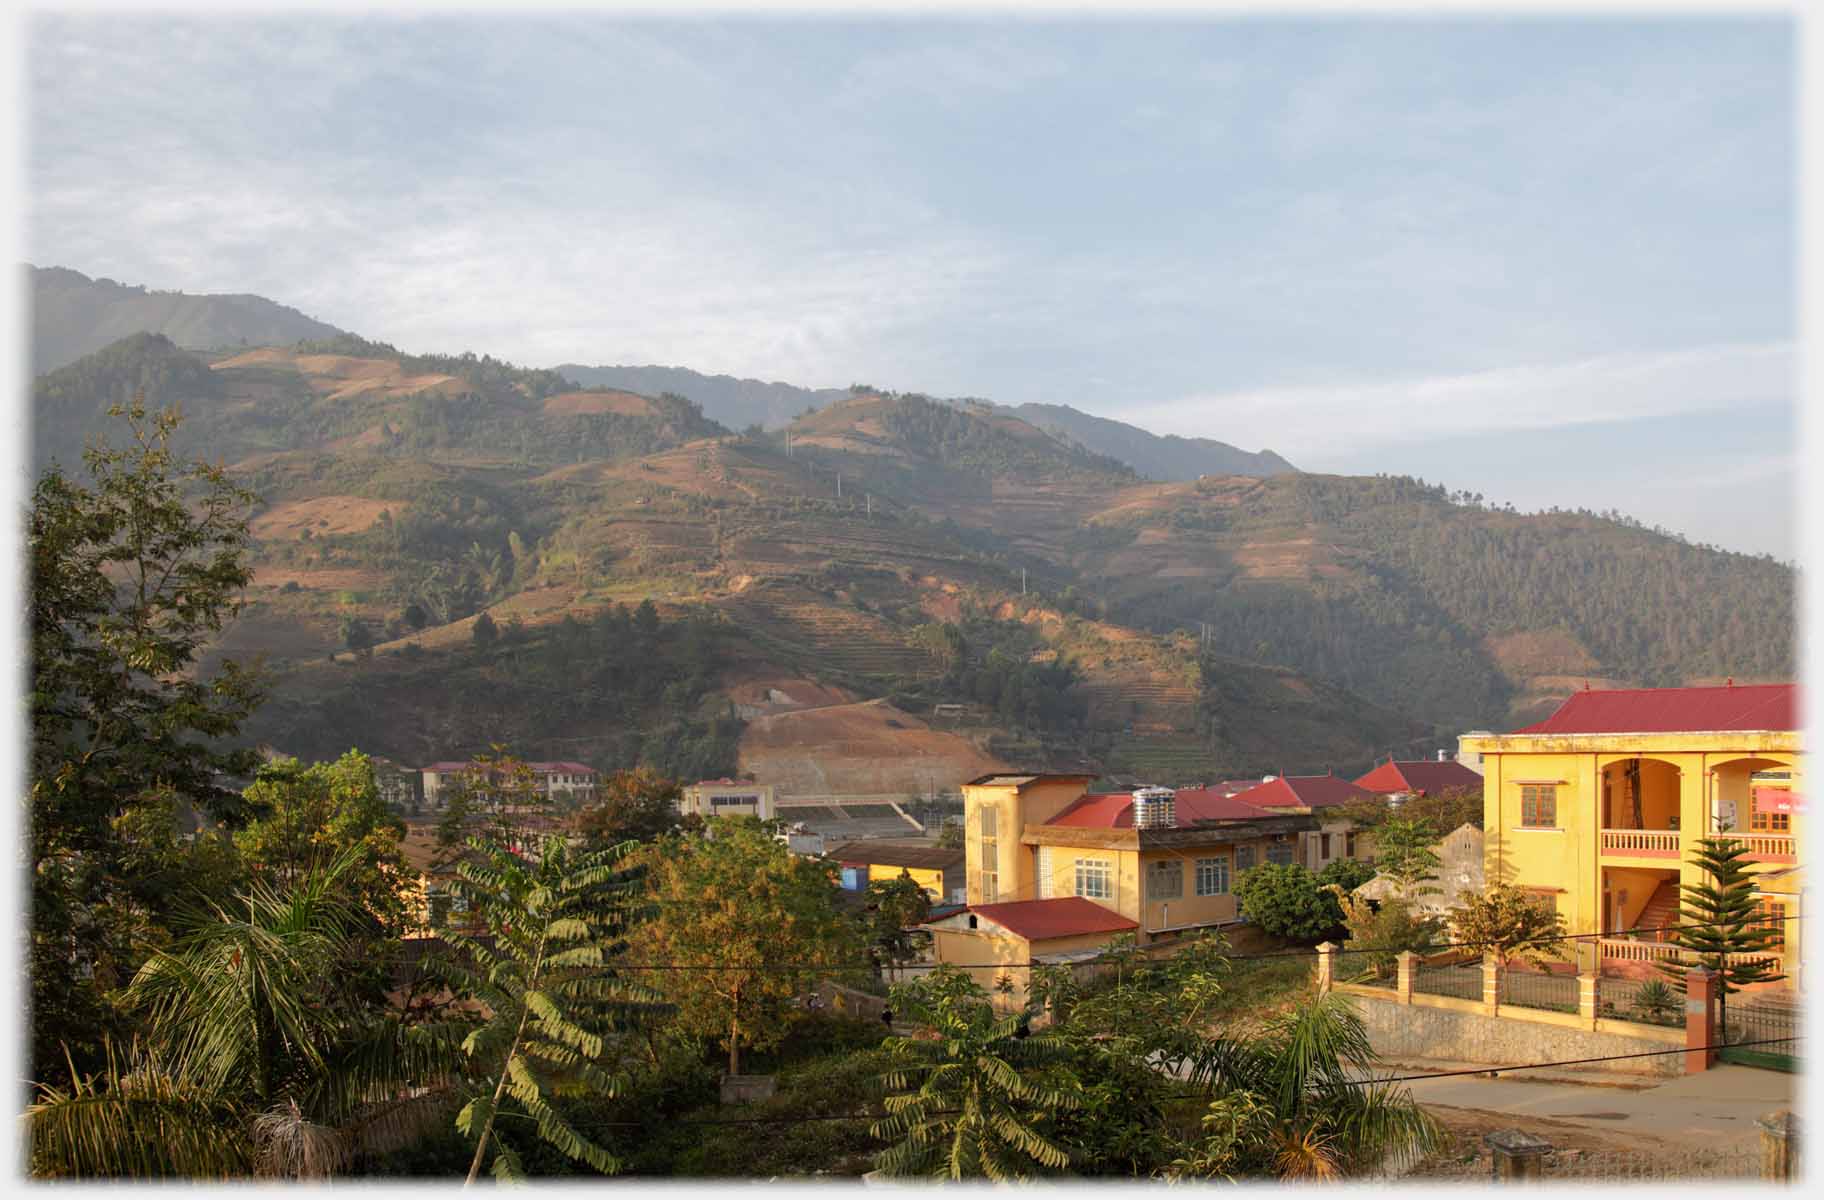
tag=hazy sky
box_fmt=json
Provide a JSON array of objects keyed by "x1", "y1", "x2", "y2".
[{"x1": 27, "y1": 14, "x2": 1797, "y2": 558}]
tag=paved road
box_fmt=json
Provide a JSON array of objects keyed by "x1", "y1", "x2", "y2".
[{"x1": 1400, "y1": 1064, "x2": 1798, "y2": 1149}]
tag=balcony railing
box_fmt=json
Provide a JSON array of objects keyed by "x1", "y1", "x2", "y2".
[
  {"x1": 1740, "y1": 833, "x2": 1796, "y2": 861},
  {"x1": 1599, "y1": 829, "x2": 1681, "y2": 857},
  {"x1": 1598, "y1": 939, "x2": 1783, "y2": 971}
]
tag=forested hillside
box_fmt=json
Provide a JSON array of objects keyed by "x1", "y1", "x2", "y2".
[
  {"x1": 29, "y1": 325, "x2": 1799, "y2": 787},
  {"x1": 1083, "y1": 473, "x2": 1796, "y2": 729},
  {"x1": 29, "y1": 264, "x2": 344, "y2": 372},
  {"x1": 1007, "y1": 401, "x2": 1296, "y2": 480},
  {"x1": 554, "y1": 362, "x2": 849, "y2": 431}
]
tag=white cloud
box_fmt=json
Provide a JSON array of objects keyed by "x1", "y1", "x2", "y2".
[{"x1": 1123, "y1": 342, "x2": 1795, "y2": 456}]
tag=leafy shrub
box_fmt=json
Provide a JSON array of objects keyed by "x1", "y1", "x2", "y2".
[{"x1": 1233, "y1": 862, "x2": 1345, "y2": 943}]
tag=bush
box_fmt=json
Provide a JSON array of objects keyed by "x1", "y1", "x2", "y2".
[
  {"x1": 1316, "y1": 858, "x2": 1376, "y2": 893},
  {"x1": 1233, "y1": 862, "x2": 1344, "y2": 943}
]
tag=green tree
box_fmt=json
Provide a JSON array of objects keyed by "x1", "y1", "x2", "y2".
[
  {"x1": 1446, "y1": 883, "x2": 1565, "y2": 988},
  {"x1": 471, "y1": 611, "x2": 499, "y2": 648},
  {"x1": 1334, "y1": 891, "x2": 1444, "y2": 980},
  {"x1": 863, "y1": 872, "x2": 933, "y2": 981},
  {"x1": 442, "y1": 833, "x2": 660, "y2": 1184},
  {"x1": 871, "y1": 965, "x2": 1080, "y2": 1180},
  {"x1": 340, "y1": 615, "x2": 375, "y2": 657},
  {"x1": 632, "y1": 598, "x2": 660, "y2": 637},
  {"x1": 1176, "y1": 993, "x2": 1439, "y2": 1180},
  {"x1": 28, "y1": 396, "x2": 264, "y2": 1086},
  {"x1": 1655, "y1": 834, "x2": 1784, "y2": 1038},
  {"x1": 1233, "y1": 863, "x2": 1345, "y2": 943},
  {"x1": 235, "y1": 751, "x2": 409, "y2": 944},
  {"x1": 937, "y1": 817, "x2": 964, "y2": 850},
  {"x1": 1368, "y1": 815, "x2": 1442, "y2": 900},
  {"x1": 1315, "y1": 857, "x2": 1375, "y2": 893},
  {"x1": 576, "y1": 767, "x2": 681, "y2": 848},
  {"x1": 25, "y1": 852, "x2": 456, "y2": 1179},
  {"x1": 629, "y1": 818, "x2": 863, "y2": 1076}
]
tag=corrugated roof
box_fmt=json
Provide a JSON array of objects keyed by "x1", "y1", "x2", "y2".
[
  {"x1": 1510, "y1": 684, "x2": 1799, "y2": 735},
  {"x1": 1228, "y1": 775, "x2": 1375, "y2": 810},
  {"x1": 1046, "y1": 788, "x2": 1277, "y2": 829},
  {"x1": 969, "y1": 897, "x2": 1137, "y2": 941},
  {"x1": 1354, "y1": 760, "x2": 1483, "y2": 795},
  {"x1": 828, "y1": 842, "x2": 964, "y2": 870}
]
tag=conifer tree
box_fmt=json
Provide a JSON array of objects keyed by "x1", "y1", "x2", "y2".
[{"x1": 1656, "y1": 835, "x2": 1783, "y2": 1041}]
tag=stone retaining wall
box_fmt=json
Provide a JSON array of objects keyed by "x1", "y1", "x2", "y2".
[{"x1": 1347, "y1": 990, "x2": 1684, "y2": 1078}]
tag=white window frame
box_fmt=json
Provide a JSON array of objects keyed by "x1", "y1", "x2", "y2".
[{"x1": 1075, "y1": 857, "x2": 1113, "y2": 900}]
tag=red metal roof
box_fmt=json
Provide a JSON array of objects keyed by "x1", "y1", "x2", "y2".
[
  {"x1": 968, "y1": 897, "x2": 1138, "y2": 941},
  {"x1": 1046, "y1": 789, "x2": 1276, "y2": 829},
  {"x1": 1510, "y1": 684, "x2": 1799, "y2": 735},
  {"x1": 1227, "y1": 775, "x2": 1376, "y2": 810},
  {"x1": 1354, "y1": 760, "x2": 1483, "y2": 795}
]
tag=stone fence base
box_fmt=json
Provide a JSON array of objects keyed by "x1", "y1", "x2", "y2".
[{"x1": 1350, "y1": 991, "x2": 1683, "y2": 1077}]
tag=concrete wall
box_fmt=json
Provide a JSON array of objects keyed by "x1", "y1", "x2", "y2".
[{"x1": 1345, "y1": 990, "x2": 1684, "y2": 1078}]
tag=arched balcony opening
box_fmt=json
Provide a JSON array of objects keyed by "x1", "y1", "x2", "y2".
[
  {"x1": 1597, "y1": 756, "x2": 1683, "y2": 860},
  {"x1": 1708, "y1": 755, "x2": 1798, "y2": 862}
]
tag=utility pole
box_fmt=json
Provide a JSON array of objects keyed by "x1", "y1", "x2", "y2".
[
  {"x1": 1021, "y1": 567, "x2": 1027, "y2": 596},
  {"x1": 836, "y1": 472, "x2": 842, "y2": 499},
  {"x1": 866, "y1": 494, "x2": 872, "y2": 517},
  {"x1": 786, "y1": 431, "x2": 793, "y2": 458}
]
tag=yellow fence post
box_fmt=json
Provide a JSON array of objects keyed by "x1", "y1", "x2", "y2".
[
  {"x1": 1482, "y1": 954, "x2": 1501, "y2": 1017},
  {"x1": 1578, "y1": 972, "x2": 1600, "y2": 1031},
  {"x1": 1396, "y1": 950, "x2": 1417, "y2": 1004},
  {"x1": 1316, "y1": 942, "x2": 1336, "y2": 995}
]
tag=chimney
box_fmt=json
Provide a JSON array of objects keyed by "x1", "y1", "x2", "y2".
[{"x1": 1437, "y1": 749, "x2": 1447, "y2": 762}]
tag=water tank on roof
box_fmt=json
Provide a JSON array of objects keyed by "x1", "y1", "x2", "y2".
[
  {"x1": 1262, "y1": 775, "x2": 1278, "y2": 783},
  {"x1": 1132, "y1": 786, "x2": 1176, "y2": 830}
]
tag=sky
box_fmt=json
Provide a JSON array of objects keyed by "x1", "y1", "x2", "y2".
[{"x1": 24, "y1": 13, "x2": 1799, "y2": 558}]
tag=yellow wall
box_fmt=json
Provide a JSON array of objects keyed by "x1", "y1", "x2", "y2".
[
  {"x1": 1464, "y1": 730, "x2": 1804, "y2": 977},
  {"x1": 1027, "y1": 840, "x2": 1268, "y2": 940},
  {"x1": 1138, "y1": 846, "x2": 1247, "y2": 933},
  {"x1": 962, "y1": 778, "x2": 1092, "y2": 904},
  {"x1": 930, "y1": 926, "x2": 1128, "y2": 1011},
  {"x1": 867, "y1": 864, "x2": 944, "y2": 900}
]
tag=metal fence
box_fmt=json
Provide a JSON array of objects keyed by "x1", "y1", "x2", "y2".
[
  {"x1": 1413, "y1": 961, "x2": 1482, "y2": 1001},
  {"x1": 1335, "y1": 950, "x2": 1398, "y2": 989},
  {"x1": 1497, "y1": 969, "x2": 1578, "y2": 1014},
  {"x1": 1538, "y1": 1146, "x2": 1760, "y2": 1181},
  {"x1": 1723, "y1": 1000, "x2": 1800, "y2": 1051}
]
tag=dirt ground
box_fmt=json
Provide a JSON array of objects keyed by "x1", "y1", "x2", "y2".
[
  {"x1": 738, "y1": 697, "x2": 1007, "y2": 795},
  {"x1": 250, "y1": 495, "x2": 398, "y2": 540}
]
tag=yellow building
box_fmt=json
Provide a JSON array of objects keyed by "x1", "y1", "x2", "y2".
[
  {"x1": 929, "y1": 773, "x2": 1320, "y2": 1007},
  {"x1": 828, "y1": 840, "x2": 965, "y2": 902},
  {"x1": 1459, "y1": 683, "x2": 1803, "y2": 988}
]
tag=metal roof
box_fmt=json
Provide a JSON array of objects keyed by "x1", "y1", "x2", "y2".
[
  {"x1": 1226, "y1": 775, "x2": 1376, "y2": 810},
  {"x1": 1354, "y1": 760, "x2": 1484, "y2": 795},
  {"x1": 965, "y1": 897, "x2": 1138, "y2": 941},
  {"x1": 1510, "y1": 684, "x2": 1799, "y2": 735}
]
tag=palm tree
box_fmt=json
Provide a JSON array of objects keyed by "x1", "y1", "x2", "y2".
[
  {"x1": 870, "y1": 965, "x2": 1080, "y2": 1180},
  {"x1": 26, "y1": 850, "x2": 459, "y2": 1179},
  {"x1": 440, "y1": 832, "x2": 664, "y2": 1185},
  {"x1": 1177, "y1": 991, "x2": 1439, "y2": 1180}
]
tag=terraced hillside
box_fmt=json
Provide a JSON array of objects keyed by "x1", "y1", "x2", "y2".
[{"x1": 33, "y1": 328, "x2": 1797, "y2": 791}]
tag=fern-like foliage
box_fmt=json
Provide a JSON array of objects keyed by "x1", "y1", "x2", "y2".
[
  {"x1": 870, "y1": 965, "x2": 1079, "y2": 1181},
  {"x1": 440, "y1": 832, "x2": 666, "y2": 1184}
]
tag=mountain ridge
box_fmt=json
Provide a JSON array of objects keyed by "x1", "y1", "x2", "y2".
[{"x1": 28, "y1": 264, "x2": 347, "y2": 374}]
